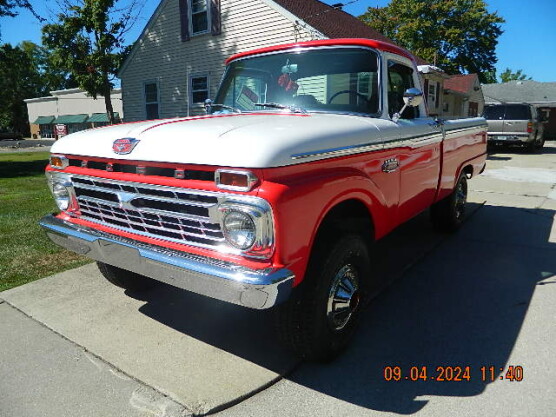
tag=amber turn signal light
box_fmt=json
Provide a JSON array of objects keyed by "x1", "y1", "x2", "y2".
[
  {"x1": 215, "y1": 169, "x2": 258, "y2": 192},
  {"x1": 50, "y1": 155, "x2": 69, "y2": 169}
]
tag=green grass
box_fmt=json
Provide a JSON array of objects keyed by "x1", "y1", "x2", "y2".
[{"x1": 0, "y1": 152, "x2": 89, "y2": 292}]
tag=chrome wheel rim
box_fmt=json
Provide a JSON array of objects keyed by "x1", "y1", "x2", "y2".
[
  {"x1": 454, "y1": 179, "x2": 467, "y2": 220},
  {"x1": 327, "y1": 264, "x2": 360, "y2": 331}
]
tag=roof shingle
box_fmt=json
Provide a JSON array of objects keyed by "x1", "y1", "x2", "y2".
[
  {"x1": 444, "y1": 74, "x2": 478, "y2": 94},
  {"x1": 482, "y1": 81, "x2": 556, "y2": 105},
  {"x1": 273, "y1": 0, "x2": 428, "y2": 65}
]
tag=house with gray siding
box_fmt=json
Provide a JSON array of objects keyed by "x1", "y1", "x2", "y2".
[{"x1": 119, "y1": 0, "x2": 438, "y2": 121}]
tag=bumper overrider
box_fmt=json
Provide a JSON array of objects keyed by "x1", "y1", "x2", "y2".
[{"x1": 40, "y1": 215, "x2": 294, "y2": 309}]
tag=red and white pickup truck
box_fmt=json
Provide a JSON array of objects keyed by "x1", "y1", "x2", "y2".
[{"x1": 41, "y1": 39, "x2": 487, "y2": 361}]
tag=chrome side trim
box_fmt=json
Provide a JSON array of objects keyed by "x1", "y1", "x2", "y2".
[
  {"x1": 291, "y1": 123, "x2": 485, "y2": 162},
  {"x1": 444, "y1": 125, "x2": 487, "y2": 140},
  {"x1": 39, "y1": 215, "x2": 294, "y2": 309},
  {"x1": 291, "y1": 133, "x2": 444, "y2": 160}
]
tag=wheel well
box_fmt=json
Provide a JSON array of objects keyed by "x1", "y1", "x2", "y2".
[
  {"x1": 462, "y1": 165, "x2": 473, "y2": 178},
  {"x1": 314, "y1": 199, "x2": 374, "y2": 247}
]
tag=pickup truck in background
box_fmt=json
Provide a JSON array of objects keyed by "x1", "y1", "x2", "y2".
[
  {"x1": 40, "y1": 38, "x2": 487, "y2": 361},
  {"x1": 483, "y1": 103, "x2": 545, "y2": 151}
]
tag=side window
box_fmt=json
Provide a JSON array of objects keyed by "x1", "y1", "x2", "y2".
[
  {"x1": 483, "y1": 105, "x2": 505, "y2": 120},
  {"x1": 387, "y1": 61, "x2": 418, "y2": 119},
  {"x1": 190, "y1": 75, "x2": 209, "y2": 103},
  {"x1": 144, "y1": 82, "x2": 159, "y2": 120}
]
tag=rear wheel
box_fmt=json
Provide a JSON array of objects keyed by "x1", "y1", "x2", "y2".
[
  {"x1": 97, "y1": 262, "x2": 159, "y2": 291},
  {"x1": 274, "y1": 234, "x2": 371, "y2": 362},
  {"x1": 430, "y1": 173, "x2": 468, "y2": 233}
]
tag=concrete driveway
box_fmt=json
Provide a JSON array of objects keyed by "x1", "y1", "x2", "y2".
[{"x1": 1, "y1": 143, "x2": 555, "y2": 417}]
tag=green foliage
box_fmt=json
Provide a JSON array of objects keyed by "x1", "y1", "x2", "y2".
[
  {"x1": 0, "y1": 42, "x2": 76, "y2": 134},
  {"x1": 482, "y1": 70, "x2": 498, "y2": 84},
  {"x1": 42, "y1": 0, "x2": 140, "y2": 124},
  {"x1": 0, "y1": 43, "x2": 41, "y2": 134},
  {"x1": 359, "y1": 0, "x2": 505, "y2": 82},
  {"x1": 0, "y1": 0, "x2": 34, "y2": 17},
  {"x1": 499, "y1": 68, "x2": 532, "y2": 82}
]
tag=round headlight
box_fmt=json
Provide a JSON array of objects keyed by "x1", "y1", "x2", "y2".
[
  {"x1": 52, "y1": 182, "x2": 70, "y2": 210},
  {"x1": 222, "y1": 211, "x2": 256, "y2": 250}
]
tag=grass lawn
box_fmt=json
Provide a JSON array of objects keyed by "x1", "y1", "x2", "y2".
[{"x1": 0, "y1": 152, "x2": 89, "y2": 292}]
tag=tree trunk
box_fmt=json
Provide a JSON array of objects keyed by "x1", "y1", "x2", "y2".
[{"x1": 102, "y1": 76, "x2": 115, "y2": 124}]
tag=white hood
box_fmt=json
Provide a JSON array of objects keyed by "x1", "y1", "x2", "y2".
[{"x1": 51, "y1": 113, "x2": 400, "y2": 168}]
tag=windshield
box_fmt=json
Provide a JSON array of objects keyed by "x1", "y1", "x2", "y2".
[{"x1": 215, "y1": 47, "x2": 380, "y2": 116}]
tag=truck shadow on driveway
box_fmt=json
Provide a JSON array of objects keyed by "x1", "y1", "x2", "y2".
[{"x1": 132, "y1": 203, "x2": 556, "y2": 414}]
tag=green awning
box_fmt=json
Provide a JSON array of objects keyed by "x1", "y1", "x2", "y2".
[
  {"x1": 87, "y1": 112, "x2": 120, "y2": 123},
  {"x1": 33, "y1": 115, "x2": 55, "y2": 125},
  {"x1": 53, "y1": 114, "x2": 88, "y2": 124}
]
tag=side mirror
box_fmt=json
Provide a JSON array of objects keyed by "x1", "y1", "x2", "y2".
[
  {"x1": 403, "y1": 88, "x2": 424, "y2": 107},
  {"x1": 393, "y1": 88, "x2": 423, "y2": 122},
  {"x1": 204, "y1": 99, "x2": 213, "y2": 114}
]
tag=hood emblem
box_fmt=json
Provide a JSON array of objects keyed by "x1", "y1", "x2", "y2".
[{"x1": 113, "y1": 138, "x2": 140, "y2": 155}]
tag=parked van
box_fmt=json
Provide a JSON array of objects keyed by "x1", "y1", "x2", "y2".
[{"x1": 483, "y1": 103, "x2": 545, "y2": 151}]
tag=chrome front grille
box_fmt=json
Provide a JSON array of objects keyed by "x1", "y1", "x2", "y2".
[{"x1": 71, "y1": 176, "x2": 225, "y2": 248}]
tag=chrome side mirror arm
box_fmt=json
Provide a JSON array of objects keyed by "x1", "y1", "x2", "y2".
[{"x1": 392, "y1": 88, "x2": 424, "y2": 122}]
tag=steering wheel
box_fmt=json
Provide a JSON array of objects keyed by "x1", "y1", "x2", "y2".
[{"x1": 328, "y1": 90, "x2": 369, "y2": 104}]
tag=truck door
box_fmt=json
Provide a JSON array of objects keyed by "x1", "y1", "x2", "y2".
[{"x1": 387, "y1": 60, "x2": 443, "y2": 225}]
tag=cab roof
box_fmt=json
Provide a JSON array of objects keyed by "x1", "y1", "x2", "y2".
[{"x1": 225, "y1": 38, "x2": 416, "y2": 65}]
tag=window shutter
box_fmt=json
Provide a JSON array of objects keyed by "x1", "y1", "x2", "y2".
[
  {"x1": 179, "y1": 0, "x2": 190, "y2": 41},
  {"x1": 423, "y1": 79, "x2": 429, "y2": 105},
  {"x1": 435, "y1": 82, "x2": 440, "y2": 108},
  {"x1": 211, "y1": 0, "x2": 221, "y2": 36}
]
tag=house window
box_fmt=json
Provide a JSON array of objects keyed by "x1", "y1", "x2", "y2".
[
  {"x1": 428, "y1": 83, "x2": 436, "y2": 107},
  {"x1": 191, "y1": 0, "x2": 209, "y2": 34},
  {"x1": 144, "y1": 82, "x2": 159, "y2": 120},
  {"x1": 179, "y1": 0, "x2": 220, "y2": 41},
  {"x1": 190, "y1": 75, "x2": 209, "y2": 103}
]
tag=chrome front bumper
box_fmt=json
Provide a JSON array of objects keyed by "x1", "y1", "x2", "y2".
[{"x1": 40, "y1": 215, "x2": 294, "y2": 309}]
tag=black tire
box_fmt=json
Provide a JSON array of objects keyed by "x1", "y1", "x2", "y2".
[
  {"x1": 430, "y1": 172, "x2": 468, "y2": 233},
  {"x1": 274, "y1": 234, "x2": 371, "y2": 362},
  {"x1": 97, "y1": 262, "x2": 159, "y2": 291}
]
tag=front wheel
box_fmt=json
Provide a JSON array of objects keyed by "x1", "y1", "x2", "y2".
[
  {"x1": 430, "y1": 173, "x2": 468, "y2": 233},
  {"x1": 274, "y1": 234, "x2": 371, "y2": 362},
  {"x1": 97, "y1": 262, "x2": 159, "y2": 292}
]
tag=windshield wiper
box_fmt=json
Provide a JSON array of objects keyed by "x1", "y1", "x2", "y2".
[
  {"x1": 204, "y1": 100, "x2": 241, "y2": 114},
  {"x1": 255, "y1": 103, "x2": 307, "y2": 114}
]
